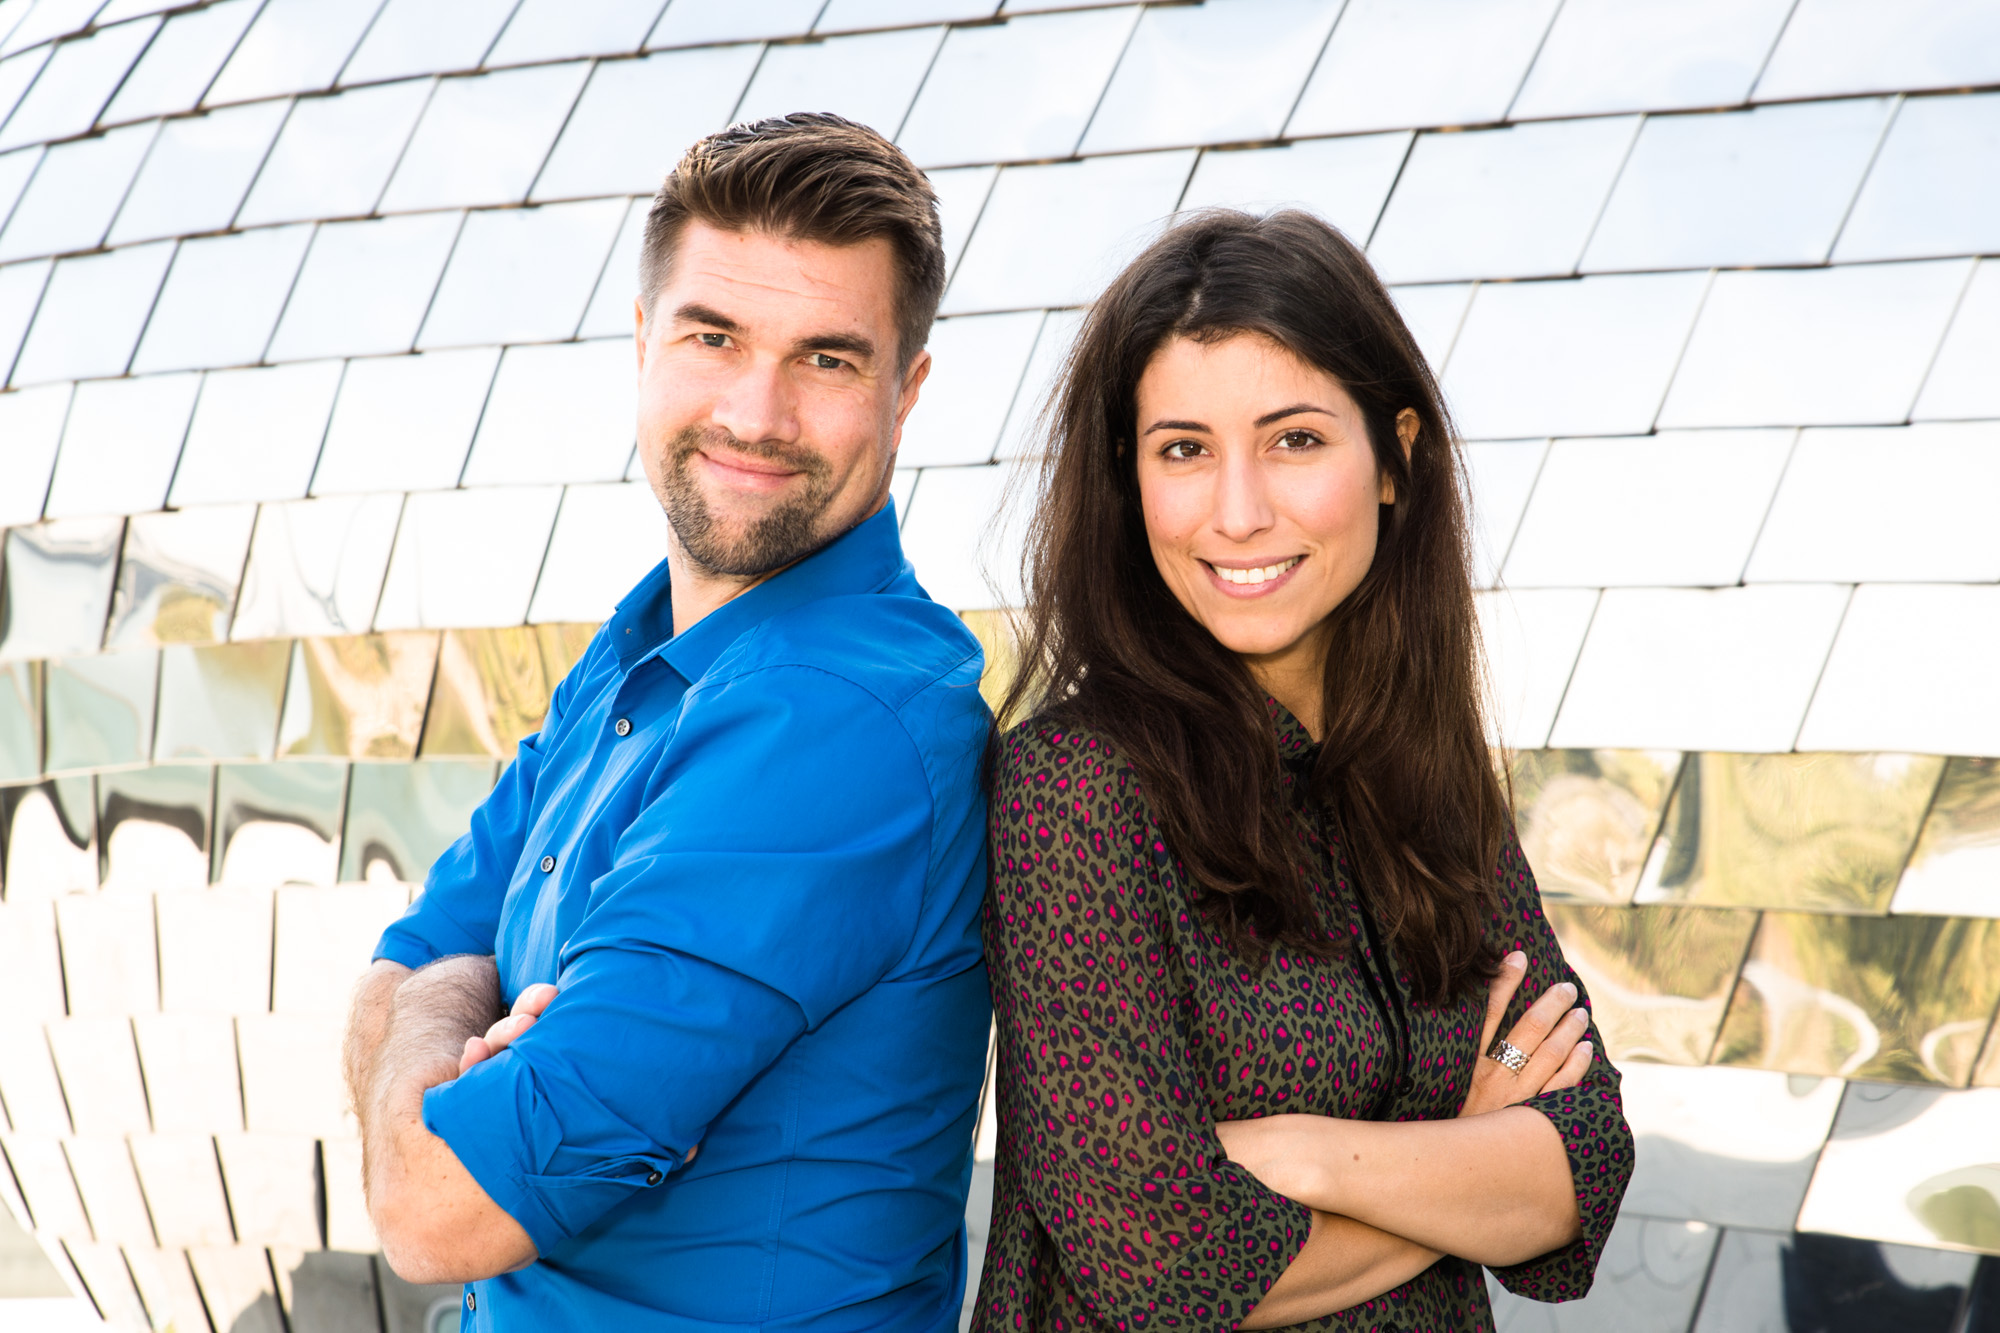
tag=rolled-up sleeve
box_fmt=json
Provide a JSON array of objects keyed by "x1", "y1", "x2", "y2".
[
  {"x1": 985, "y1": 725, "x2": 1313, "y2": 1327},
  {"x1": 1485, "y1": 832, "x2": 1635, "y2": 1301},
  {"x1": 420, "y1": 665, "x2": 937, "y2": 1253}
]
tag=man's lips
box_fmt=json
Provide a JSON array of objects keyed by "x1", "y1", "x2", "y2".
[{"x1": 696, "y1": 448, "x2": 804, "y2": 490}]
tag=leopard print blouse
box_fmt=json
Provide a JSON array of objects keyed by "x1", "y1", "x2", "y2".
[{"x1": 970, "y1": 708, "x2": 1632, "y2": 1332}]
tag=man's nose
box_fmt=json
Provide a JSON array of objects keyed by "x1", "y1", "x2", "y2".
[{"x1": 708, "y1": 357, "x2": 795, "y2": 446}]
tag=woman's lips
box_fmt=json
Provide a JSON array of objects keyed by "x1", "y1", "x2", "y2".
[{"x1": 1200, "y1": 555, "x2": 1304, "y2": 598}]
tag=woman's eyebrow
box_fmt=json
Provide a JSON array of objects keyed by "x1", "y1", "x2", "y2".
[
  {"x1": 1254, "y1": 403, "x2": 1336, "y2": 427},
  {"x1": 1142, "y1": 418, "x2": 1211, "y2": 435}
]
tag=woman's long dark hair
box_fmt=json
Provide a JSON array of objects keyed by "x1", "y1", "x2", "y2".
[{"x1": 998, "y1": 209, "x2": 1506, "y2": 1005}]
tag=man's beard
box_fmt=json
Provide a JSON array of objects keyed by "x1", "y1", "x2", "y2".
[{"x1": 654, "y1": 425, "x2": 840, "y2": 578}]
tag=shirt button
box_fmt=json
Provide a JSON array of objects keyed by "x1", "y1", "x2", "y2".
[
  {"x1": 646, "y1": 1169, "x2": 663, "y2": 1185},
  {"x1": 539, "y1": 855, "x2": 555, "y2": 873},
  {"x1": 614, "y1": 717, "x2": 632, "y2": 737},
  {"x1": 466, "y1": 1291, "x2": 476, "y2": 1311}
]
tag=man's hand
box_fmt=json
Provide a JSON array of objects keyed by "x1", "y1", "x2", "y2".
[{"x1": 460, "y1": 982, "x2": 558, "y2": 1073}]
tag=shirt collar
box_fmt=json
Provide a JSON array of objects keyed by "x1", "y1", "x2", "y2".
[{"x1": 607, "y1": 500, "x2": 908, "y2": 681}]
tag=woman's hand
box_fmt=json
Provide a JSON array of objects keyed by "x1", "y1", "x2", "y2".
[{"x1": 1461, "y1": 951, "x2": 1592, "y2": 1119}]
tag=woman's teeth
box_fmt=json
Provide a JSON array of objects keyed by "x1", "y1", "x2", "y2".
[{"x1": 1214, "y1": 557, "x2": 1301, "y2": 586}]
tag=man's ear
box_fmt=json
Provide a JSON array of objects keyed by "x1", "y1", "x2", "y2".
[
  {"x1": 633, "y1": 299, "x2": 648, "y2": 372},
  {"x1": 892, "y1": 348, "x2": 933, "y2": 437}
]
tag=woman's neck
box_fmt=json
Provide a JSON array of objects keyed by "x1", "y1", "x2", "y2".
[{"x1": 1241, "y1": 627, "x2": 1330, "y2": 743}]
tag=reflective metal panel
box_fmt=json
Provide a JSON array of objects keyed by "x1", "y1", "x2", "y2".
[
  {"x1": 526, "y1": 482, "x2": 665, "y2": 625},
  {"x1": 419, "y1": 627, "x2": 551, "y2": 759},
  {"x1": 131, "y1": 1014, "x2": 243, "y2": 1134},
  {"x1": 378, "y1": 62, "x2": 592, "y2": 214},
  {"x1": 0, "y1": 517, "x2": 122, "y2": 662},
  {"x1": 1659, "y1": 259, "x2": 1973, "y2": 430},
  {"x1": 372, "y1": 487, "x2": 563, "y2": 630},
  {"x1": 1798, "y1": 1082, "x2": 2000, "y2": 1255},
  {"x1": 1894, "y1": 758, "x2": 2000, "y2": 919},
  {"x1": 214, "y1": 761, "x2": 344, "y2": 888},
  {"x1": 1440, "y1": 272, "x2": 1708, "y2": 440},
  {"x1": 152, "y1": 640, "x2": 289, "y2": 762},
  {"x1": 575, "y1": 197, "x2": 646, "y2": 339},
  {"x1": 63, "y1": 1136, "x2": 154, "y2": 1247},
  {"x1": 1179, "y1": 133, "x2": 1411, "y2": 247},
  {"x1": 101, "y1": 0, "x2": 261, "y2": 125},
  {"x1": 54, "y1": 889, "x2": 157, "y2": 1015},
  {"x1": 1387, "y1": 283, "x2": 1473, "y2": 375},
  {"x1": 0, "y1": 143, "x2": 38, "y2": 225},
  {"x1": 1837, "y1": 92, "x2": 2000, "y2": 264},
  {"x1": 899, "y1": 311, "x2": 1043, "y2": 468},
  {"x1": 647, "y1": 0, "x2": 823, "y2": 45},
  {"x1": 535, "y1": 624, "x2": 598, "y2": 692},
  {"x1": 0, "y1": 49, "x2": 45, "y2": 129},
  {"x1": 321, "y1": 1139, "x2": 377, "y2": 1252},
  {"x1": 0, "y1": 659, "x2": 38, "y2": 781},
  {"x1": 1549, "y1": 586, "x2": 1850, "y2": 754},
  {"x1": 930, "y1": 164, "x2": 996, "y2": 286},
  {"x1": 1693, "y1": 1228, "x2": 1974, "y2": 1332},
  {"x1": 232, "y1": 494, "x2": 404, "y2": 641},
  {"x1": 530, "y1": 46, "x2": 760, "y2": 202},
  {"x1": 9, "y1": 241, "x2": 176, "y2": 386},
  {"x1": 270, "y1": 882, "x2": 407, "y2": 1014},
  {"x1": 0, "y1": 254, "x2": 50, "y2": 393},
  {"x1": 338, "y1": 759, "x2": 495, "y2": 883},
  {"x1": 97, "y1": 764, "x2": 208, "y2": 891},
  {"x1": 2, "y1": 1134, "x2": 88, "y2": 1236},
  {"x1": 459, "y1": 340, "x2": 635, "y2": 487},
  {"x1": 1504, "y1": 430, "x2": 1791, "y2": 589},
  {"x1": 1460, "y1": 438, "x2": 1542, "y2": 587},
  {"x1": 1511, "y1": 749, "x2": 1680, "y2": 904},
  {"x1": 341, "y1": 0, "x2": 515, "y2": 86},
  {"x1": 188, "y1": 1245, "x2": 284, "y2": 1333},
  {"x1": 0, "y1": 1015, "x2": 72, "y2": 1133},
  {"x1": 898, "y1": 463, "x2": 1025, "y2": 611},
  {"x1": 1493, "y1": 1214, "x2": 1715, "y2": 1333},
  {"x1": 45, "y1": 1016, "x2": 151, "y2": 1135},
  {"x1": 1474, "y1": 587, "x2": 1597, "y2": 750},
  {"x1": 105, "y1": 506, "x2": 257, "y2": 649},
  {"x1": 119, "y1": 1246, "x2": 212, "y2": 1333},
  {"x1": 417, "y1": 198, "x2": 626, "y2": 348},
  {"x1": 265, "y1": 211, "x2": 463, "y2": 363},
  {"x1": 1510, "y1": 0, "x2": 1794, "y2": 119},
  {"x1": 1287, "y1": 0, "x2": 1562, "y2": 137},
  {"x1": 1914, "y1": 259, "x2": 2000, "y2": 423},
  {"x1": 897, "y1": 7, "x2": 1140, "y2": 168},
  {"x1": 734, "y1": 26, "x2": 942, "y2": 140},
  {"x1": 0, "y1": 778, "x2": 95, "y2": 898},
  {"x1": 157, "y1": 886, "x2": 270, "y2": 1014},
  {"x1": 214, "y1": 1133, "x2": 318, "y2": 1248},
  {"x1": 1796, "y1": 584, "x2": 2000, "y2": 759},
  {"x1": 487, "y1": 0, "x2": 666, "y2": 66},
  {"x1": 942, "y1": 151, "x2": 1195, "y2": 314},
  {"x1": 314, "y1": 351, "x2": 497, "y2": 496},
  {"x1": 1544, "y1": 902, "x2": 1754, "y2": 1066},
  {"x1": 277, "y1": 632, "x2": 439, "y2": 761},
  {"x1": 1637, "y1": 752, "x2": 1943, "y2": 914},
  {"x1": 1584, "y1": 99, "x2": 1893, "y2": 273},
  {"x1": 128, "y1": 1134, "x2": 233, "y2": 1246},
  {"x1": 1622, "y1": 1063, "x2": 1843, "y2": 1231},
  {"x1": 1746, "y1": 423, "x2": 2000, "y2": 584},
  {"x1": 1716, "y1": 913, "x2": 2000, "y2": 1085},
  {"x1": 1370, "y1": 117, "x2": 1640, "y2": 285},
  {"x1": 817, "y1": 0, "x2": 1001, "y2": 28},
  {"x1": 237, "y1": 78, "x2": 434, "y2": 227},
  {"x1": 108, "y1": 99, "x2": 291, "y2": 245},
  {"x1": 64, "y1": 1235, "x2": 152, "y2": 1322},
  {"x1": 1086, "y1": 1, "x2": 1341, "y2": 156},
  {"x1": 0, "y1": 897, "x2": 64, "y2": 1024},
  {"x1": 0, "y1": 17, "x2": 156, "y2": 151},
  {"x1": 993, "y1": 307, "x2": 1084, "y2": 460},
  {"x1": 169, "y1": 361, "x2": 345, "y2": 508},
  {"x1": 129, "y1": 223, "x2": 317, "y2": 375},
  {"x1": 204, "y1": 0, "x2": 382, "y2": 106},
  {"x1": 43, "y1": 372, "x2": 200, "y2": 520},
  {"x1": 1753, "y1": 0, "x2": 2000, "y2": 102},
  {"x1": 0, "y1": 120, "x2": 156, "y2": 263}
]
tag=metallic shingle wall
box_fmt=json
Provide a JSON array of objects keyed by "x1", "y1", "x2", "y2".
[{"x1": 0, "y1": 0, "x2": 1997, "y2": 1329}]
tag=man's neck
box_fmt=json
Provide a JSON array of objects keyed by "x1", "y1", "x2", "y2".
[{"x1": 666, "y1": 545, "x2": 783, "y2": 639}]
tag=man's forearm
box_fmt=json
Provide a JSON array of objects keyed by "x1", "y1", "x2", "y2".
[
  {"x1": 344, "y1": 960, "x2": 412, "y2": 1123},
  {"x1": 1241, "y1": 1212, "x2": 1441, "y2": 1329}
]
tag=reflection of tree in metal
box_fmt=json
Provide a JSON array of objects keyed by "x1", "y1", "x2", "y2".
[
  {"x1": 1908, "y1": 1165, "x2": 2000, "y2": 1251},
  {"x1": 1511, "y1": 748, "x2": 1681, "y2": 903}
]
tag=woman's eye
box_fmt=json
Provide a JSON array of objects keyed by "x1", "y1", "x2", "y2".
[
  {"x1": 697, "y1": 332, "x2": 729, "y2": 348},
  {"x1": 1275, "y1": 430, "x2": 1321, "y2": 450},
  {"x1": 811, "y1": 353, "x2": 846, "y2": 370},
  {"x1": 1162, "y1": 439, "x2": 1205, "y2": 460}
]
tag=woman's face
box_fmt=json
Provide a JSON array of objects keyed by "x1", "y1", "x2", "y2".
[{"x1": 1135, "y1": 333, "x2": 1404, "y2": 681}]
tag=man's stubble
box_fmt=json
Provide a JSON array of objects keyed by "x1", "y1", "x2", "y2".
[{"x1": 654, "y1": 424, "x2": 842, "y2": 578}]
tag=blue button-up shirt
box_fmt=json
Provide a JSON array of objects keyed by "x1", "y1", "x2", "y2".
[{"x1": 374, "y1": 503, "x2": 992, "y2": 1331}]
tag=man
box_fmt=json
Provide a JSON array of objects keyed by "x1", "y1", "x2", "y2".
[{"x1": 342, "y1": 115, "x2": 992, "y2": 1331}]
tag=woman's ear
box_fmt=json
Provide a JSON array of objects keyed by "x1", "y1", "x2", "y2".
[{"x1": 1382, "y1": 408, "x2": 1420, "y2": 504}]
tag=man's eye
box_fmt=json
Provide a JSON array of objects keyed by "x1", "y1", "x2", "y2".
[
  {"x1": 811, "y1": 353, "x2": 846, "y2": 370},
  {"x1": 697, "y1": 333, "x2": 729, "y2": 348}
]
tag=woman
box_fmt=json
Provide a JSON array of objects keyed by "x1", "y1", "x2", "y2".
[{"x1": 972, "y1": 210, "x2": 1632, "y2": 1330}]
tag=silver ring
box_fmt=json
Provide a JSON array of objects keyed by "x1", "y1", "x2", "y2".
[{"x1": 1487, "y1": 1038, "x2": 1529, "y2": 1073}]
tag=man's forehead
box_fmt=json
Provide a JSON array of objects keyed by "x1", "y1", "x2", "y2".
[{"x1": 666, "y1": 223, "x2": 898, "y2": 329}]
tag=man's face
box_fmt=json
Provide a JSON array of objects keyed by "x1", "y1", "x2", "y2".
[{"x1": 634, "y1": 222, "x2": 929, "y2": 578}]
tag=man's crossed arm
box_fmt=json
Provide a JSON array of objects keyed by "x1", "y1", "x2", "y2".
[{"x1": 342, "y1": 957, "x2": 541, "y2": 1284}]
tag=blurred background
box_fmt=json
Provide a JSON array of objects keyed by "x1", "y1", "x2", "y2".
[{"x1": 0, "y1": 0, "x2": 1997, "y2": 1329}]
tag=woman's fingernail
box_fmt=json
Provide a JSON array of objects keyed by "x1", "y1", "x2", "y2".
[{"x1": 1509, "y1": 951, "x2": 1527, "y2": 967}]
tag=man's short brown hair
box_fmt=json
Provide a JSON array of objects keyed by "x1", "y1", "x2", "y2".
[{"x1": 640, "y1": 113, "x2": 946, "y2": 372}]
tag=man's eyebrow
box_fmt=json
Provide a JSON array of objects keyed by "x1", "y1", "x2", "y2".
[
  {"x1": 791, "y1": 331, "x2": 877, "y2": 362},
  {"x1": 673, "y1": 302, "x2": 745, "y2": 334}
]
